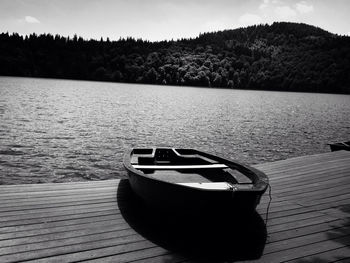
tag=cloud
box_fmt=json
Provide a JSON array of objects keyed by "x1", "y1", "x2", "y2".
[
  {"x1": 24, "y1": 16, "x2": 40, "y2": 24},
  {"x1": 259, "y1": 0, "x2": 269, "y2": 10},
  {"x1": 274, "y1": 6, "x2": 297, "y2": 19},
  {"x1": 260, "y1": 0, "x2": 282, "y2": 9},
  {"x1": 259, "y1": 0, "x2": 313, "y2": 21},
  {"x1": 238, "y1": 13, "x2": 262, "y2": 26},
  {"x1": 295, "y1": 1, "x2": 314, "y2": 14}
]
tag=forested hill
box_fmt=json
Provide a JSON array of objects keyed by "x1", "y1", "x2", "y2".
[{"x1": 1, "y1": 22, "x2": 350, "y2": 94}]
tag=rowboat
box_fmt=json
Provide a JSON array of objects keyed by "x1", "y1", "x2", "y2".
[
  {"x1": 123, "y1": 148, "x2": 269, "y2": 211},
  {"x1": 328, "y1": 141, "x2": 350, "y2": 152}
]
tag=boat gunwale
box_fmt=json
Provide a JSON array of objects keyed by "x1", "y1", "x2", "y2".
[{"x1": 123, "y1": 147, "x2": 269, "y2": 193}]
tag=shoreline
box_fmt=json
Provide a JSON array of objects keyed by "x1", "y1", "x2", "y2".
[{"x1": 1, "y1": 75, "x2": 349, "y2": 95}]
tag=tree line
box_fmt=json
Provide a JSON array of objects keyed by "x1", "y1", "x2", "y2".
[{"x1": 0, "y1": 22, "x2": 349, "y2": 93}]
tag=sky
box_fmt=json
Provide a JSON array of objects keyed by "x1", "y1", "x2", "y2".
[{"x1": 0, "y1": 0, "x2": 349, "y2": 41}]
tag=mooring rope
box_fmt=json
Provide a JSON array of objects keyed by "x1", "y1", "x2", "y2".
[{"x1": 265, "y1": 183, "x2": 272, "y2": 225}]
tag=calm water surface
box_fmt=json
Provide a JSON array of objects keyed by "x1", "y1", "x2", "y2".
[{"x1": 0, "y1": 77, "x2": 349, "y2": 184}]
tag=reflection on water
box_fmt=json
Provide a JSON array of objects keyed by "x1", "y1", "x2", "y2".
[{"x1": 0, "y1": 77, "x2": 349, "y2": 184}]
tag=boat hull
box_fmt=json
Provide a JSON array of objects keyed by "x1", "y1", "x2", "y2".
[
  {"x1": 123, "y1": 148, "x2": 269, "y2": 211},
  {"x1": 329, "y1": 141, "x2": 350, "y2": 152}
]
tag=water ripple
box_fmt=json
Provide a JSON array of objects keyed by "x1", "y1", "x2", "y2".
[
  {"x1": 0, "y1": 77, "x2": 349, "y2": 184},
  {"x1": 0, "y1": 149, "x2": 25, "y2": 156}
]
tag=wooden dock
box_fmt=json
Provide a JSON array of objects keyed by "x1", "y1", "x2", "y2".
[{"x1": 0, "y1": 150, "x2": 349, "y2": 262}]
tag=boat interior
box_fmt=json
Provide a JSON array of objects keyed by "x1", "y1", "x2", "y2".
[{"x1": 130, "y1": 148, "x2": 253, "y2": 189}]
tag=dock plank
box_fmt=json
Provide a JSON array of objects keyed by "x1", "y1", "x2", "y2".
[{"x1": 0, "y1": 150, "x2": 349, "y2": 262}]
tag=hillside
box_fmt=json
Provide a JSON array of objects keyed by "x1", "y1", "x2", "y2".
[{"x1": 0, "y1": 22, "x2": 349, "y2": 93}]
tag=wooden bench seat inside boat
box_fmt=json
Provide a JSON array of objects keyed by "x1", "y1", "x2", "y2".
[{"x1": 141, "y1": 168, "x2": 241, "y2": 184}]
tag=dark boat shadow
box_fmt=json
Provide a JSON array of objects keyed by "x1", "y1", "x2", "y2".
[{"x1": 117, "y1": 179, "x2": 267, "y2": 261}]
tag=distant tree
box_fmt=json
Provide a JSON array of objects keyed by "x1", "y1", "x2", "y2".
[
  {"x1": 0, "y1": 22, "x2": 349, "y2": 93},
  {"x1": 93, "y1": 66, "x2": 107, "y2": 80}
]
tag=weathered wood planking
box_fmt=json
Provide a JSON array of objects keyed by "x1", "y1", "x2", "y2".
[{"x1": 0, "y1": 150, "x2": 349, "y2": 262}]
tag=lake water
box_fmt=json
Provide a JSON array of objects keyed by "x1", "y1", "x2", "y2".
[{"x1": 0, "y1": 77, "x2": 349, "y2": 184}]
